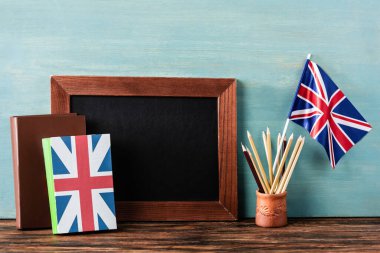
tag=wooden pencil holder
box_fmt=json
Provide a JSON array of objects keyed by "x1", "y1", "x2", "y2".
[{"x1": 255, "y1": 190, "x2": 287, "y2": 228}]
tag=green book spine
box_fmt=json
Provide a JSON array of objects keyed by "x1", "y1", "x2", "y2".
[{"x1": 42, "y1": 138, "x2": 58, "y2": 234}]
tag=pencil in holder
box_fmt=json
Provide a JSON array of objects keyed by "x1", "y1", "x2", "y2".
[{"x1": 255, "y1": 190, "x2": 287, "y2": 228}]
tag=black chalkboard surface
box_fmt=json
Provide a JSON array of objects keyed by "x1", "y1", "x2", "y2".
[{"x1": 71, "y1": 96, "x2": 219, "y2": 201}]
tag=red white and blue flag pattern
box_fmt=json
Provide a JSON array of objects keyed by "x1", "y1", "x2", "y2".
[
  {"x1": 289, "y1": 60, "x2": 372, "y2": 168},
  {"x1": 51, "y1": 134, "x2": 116, "y2": 233}
]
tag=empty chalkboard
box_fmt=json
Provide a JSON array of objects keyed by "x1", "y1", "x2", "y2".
[
  {"x1": 51, "y1": 76, "x2": 237, "y2": 221},
  {"x1": 70, "y1": 95, "x2": 219, "y2": 201}
]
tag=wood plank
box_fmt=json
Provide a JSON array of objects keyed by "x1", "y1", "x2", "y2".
[
  {"x1": 116, "y1": 201, "x2": 236, "y2": 221},
  {"x1": 51, "y1": 76, "x2": 234, "y2": 100},
  {"x1": 0, "y1": 219, "x2": 380, "y2": 252}
]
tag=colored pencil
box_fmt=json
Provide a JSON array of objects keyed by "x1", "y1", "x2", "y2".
[
  {"x1": 262, "y1": 131, "x2": 271, "y2": 187},
  {"x1": 276, "y1": 133, "x2": 281, "y2": 172},
  {"x1": 247, "y1": 131, "x2": 271, "y2": 192},
  {"x1": 270, "y1": 134, "x2": 293, "y2": 194},
  {"x1": 282, "y1": 136, "x2": 287, "y2": 176},
  {"x1": 276, "y1": 136, "x2": 302, "y2": 194},
  {"x1": 241, "y1": 144, "x2": 265, "y2": 193},
  {"x1": 246, "y1": 146, "x2": 269, "y2": 193},
  {"x1": 266, "y1": 127, "x2": 273, "y2": 185},
  {"x1": 281, "y1": 137, "x2": 305, "y2": 193}
]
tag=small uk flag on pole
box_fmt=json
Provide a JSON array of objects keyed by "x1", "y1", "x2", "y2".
[{"x1": 288, "y1": 56, "x2": 372, "y2": 168}]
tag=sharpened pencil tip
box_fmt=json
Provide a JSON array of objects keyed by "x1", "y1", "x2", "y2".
[
  {"x1": 241, "y1": 143, "x2": 246, "y2": 151},
  {"x1": 247, "y1": 130, "x2": 251, "y2": 137},
  {"x1": 245, "y1": 146, "x2": 252, "y2": 155}
]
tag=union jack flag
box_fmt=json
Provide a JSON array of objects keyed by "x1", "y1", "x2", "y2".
[
  {"x1": 42, "y1": 134, "x2": 117, "y2": 234},
  {"x1": 288, "y1": 59, "x2": 372, "y2": 168}
]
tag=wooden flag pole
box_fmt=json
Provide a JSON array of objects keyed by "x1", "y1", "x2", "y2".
[{"x1": 271, "y1": 53, "x2": 311, "y2": 184}]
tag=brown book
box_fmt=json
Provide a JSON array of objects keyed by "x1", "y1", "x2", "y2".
[{"x1": 10, "y1": 114, "x2": 86, "y2": 229}]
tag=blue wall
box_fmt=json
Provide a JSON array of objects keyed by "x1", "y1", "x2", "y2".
[{"x1": 0, "y1": 0, "x2": 379, "y2": 218}]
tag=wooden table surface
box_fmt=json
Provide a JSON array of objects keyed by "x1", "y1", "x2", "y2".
[{"x1": 1, "y1": 218, "x2": 380, "y2": 252}]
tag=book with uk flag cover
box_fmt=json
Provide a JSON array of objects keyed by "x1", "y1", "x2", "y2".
[{"x1": 42, "y1": 134, "x2": 117, "y2": 234}]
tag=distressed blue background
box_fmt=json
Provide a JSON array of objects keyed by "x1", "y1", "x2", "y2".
[{"x1": 0, "y1": 0, "x2": 379, "y2": 218}]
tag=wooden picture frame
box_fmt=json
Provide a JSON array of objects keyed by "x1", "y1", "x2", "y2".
[{"x1": 51, "y1": 76, "x2": 237, "y2": 221}]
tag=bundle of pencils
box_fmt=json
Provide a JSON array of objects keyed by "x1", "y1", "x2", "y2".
[{"x1": 241, "y1": 128, "x2": 305, "y2": 194}]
